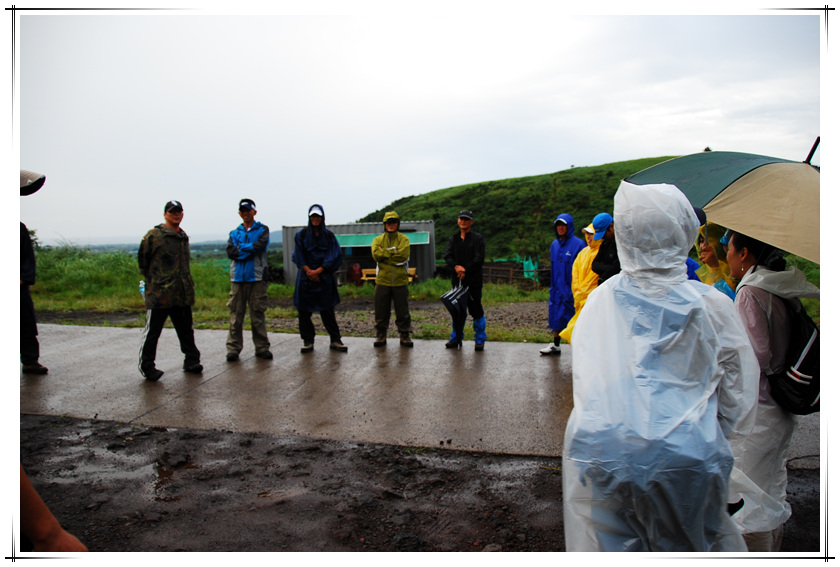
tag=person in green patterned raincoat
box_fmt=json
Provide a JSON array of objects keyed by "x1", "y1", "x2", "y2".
[{"x1": 137, "y1": 200, "x2": 202, "y2": 382}]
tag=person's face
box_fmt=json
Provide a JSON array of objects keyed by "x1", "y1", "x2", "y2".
[
  {"x1": 239, "y1": 208, "x2": 256, "y2": 225},
  {"x1": 164, "y1": 209, "x2": 183, "y2": 229},
  {"x1": 385, "y1": 219, "x2": 399, "y2": 233},
  {"x1": 726, "y1": 239, "x2": 745, "y2": 276},
  {"x1": 458, "y1": 217, "x2": 474, "y2": 231},
  {"x1": 556, "y1": 223, "x2": 568, "y2": 237},
  {"x1": 310, "y1": 214, "x2": 323, "y2": 227},
  {"x1": 584, "y1": 231, "x2": 594, "y2": 246},
  {"x1": 605, "y1": 224, "x2": 615, "y2": 240}
]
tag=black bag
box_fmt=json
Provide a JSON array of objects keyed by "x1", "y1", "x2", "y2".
[
  {"x1": 767, "y1": 298, "x2": 819, "y2": 415},
  {"x1": 440, "y1": 282, "x2": 470, "y2": 318}
]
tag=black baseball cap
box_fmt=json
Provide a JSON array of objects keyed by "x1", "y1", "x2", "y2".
[
  {"x1": 164, "y1": 200, "x2": 183, "y2": 213},
  {"x1": 239, "y1": 199, "x2": 256, "y2": 212}
]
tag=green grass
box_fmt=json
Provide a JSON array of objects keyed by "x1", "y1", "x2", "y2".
[
  {"x1": 785, "y1": 255, "x2": 820, "y2": 325},
  {"x1": 29, "y1": 247, "x2": 554, "y2": 342},
  {"x1": 30, "y1": 244, "x2": 821, "y2": 337}
]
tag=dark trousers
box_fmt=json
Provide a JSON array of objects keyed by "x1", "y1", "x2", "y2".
[
  {"x1": 452, "y1": 284, "x2": 484, "y2": 336},
  {"x1": 20, "y1": 285, "x2": 40, "y2": 365},
  {"x1": 139, "y1": 306, "x2": 201, "y2": 377},
  {"x1": 373, "y1": 284, "x2": 412, "y2": 335},
  {"x1": 298, "y1": 308, "x2": 341, "y2": 343}
]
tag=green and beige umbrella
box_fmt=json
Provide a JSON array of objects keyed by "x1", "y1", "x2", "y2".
[{"x1": 625, "y1": 145, "x2": 820, "y2": 264}]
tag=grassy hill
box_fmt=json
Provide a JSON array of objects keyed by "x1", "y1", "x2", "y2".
[{"x1": 358, "y1": 156, "x2": 674, "y2": 262}]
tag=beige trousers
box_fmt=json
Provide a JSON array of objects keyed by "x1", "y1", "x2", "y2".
[
  {"x1": 743, "y1": 524, "x2": 784, "y2": 552},
  {"x1": 226, "y1": 281, "x2": 270, "y2": 355}
]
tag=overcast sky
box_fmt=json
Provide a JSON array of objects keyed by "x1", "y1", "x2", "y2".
[{"x1": 15, "y1": 2, "x2": 826, "y2": 245}]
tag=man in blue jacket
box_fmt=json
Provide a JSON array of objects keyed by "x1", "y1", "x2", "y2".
[
  {"x1": 540, "y1": 213, "x2": 585, "y2": 355},
  {"x1": 225, "y1": 199, "x2": 272, "y2": 361}
]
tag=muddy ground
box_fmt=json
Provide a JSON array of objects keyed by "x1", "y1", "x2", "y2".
[
  {"x1": 20, "y1": 415, "x2": 819, "y2": 553},
  {"x1": 25, "y1": 301, "x2": 821, "y2": 553}
]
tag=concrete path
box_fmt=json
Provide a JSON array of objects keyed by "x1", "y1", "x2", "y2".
[{"x1": 20, "y1": 324, "x2": 820, "y2": 467}]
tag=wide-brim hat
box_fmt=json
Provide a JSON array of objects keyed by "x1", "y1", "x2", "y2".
[{"x1": 20, "y1": 170, "x2": 46, "y2": 196}]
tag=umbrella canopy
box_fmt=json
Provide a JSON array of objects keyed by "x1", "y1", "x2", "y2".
[
  {"x1": 625, "y1": 151, "x2": 820, "y2": 264},
  {"x1": 20, "y1": 170, "x2": 46, "y2": 196},
  {"x1": 440, "y1": 282, "x2": 470, "y2": 318}
]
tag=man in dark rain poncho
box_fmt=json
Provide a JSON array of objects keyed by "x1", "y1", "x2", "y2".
[{"x1": 292, "y1": 204, "x2": 348, "y2": 353}]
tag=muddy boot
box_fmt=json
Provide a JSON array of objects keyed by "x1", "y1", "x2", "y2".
[
  {"x1": 399, "y1": 333, "x2": 413, "y2": 348},
  {"x1": 374, "y1": 333, "x2": 387, "y2": 347}
]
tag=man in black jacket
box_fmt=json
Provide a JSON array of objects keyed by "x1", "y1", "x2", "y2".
[
  {"x1": 590, "y1": 212, "x2": 620, "y2": 285},
  {"x1": 20, "y1": 171, "x2": 48, "y2": 375},
  {"x1": 443, "y1": 210, "x2": 486, "y2": 350}
]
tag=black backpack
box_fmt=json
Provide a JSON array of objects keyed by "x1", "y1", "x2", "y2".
[{"x1": 767, "y1": 298, "x2": 820, "y2": 415}]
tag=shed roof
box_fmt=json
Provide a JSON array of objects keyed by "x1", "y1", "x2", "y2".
[{"x1": 335, "y1": 232, "x2": 431, "y2": 247}]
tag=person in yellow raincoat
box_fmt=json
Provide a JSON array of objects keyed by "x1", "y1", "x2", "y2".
[
  {"x1": 695, "y1": 222, "x2": 736, "y2": 300},
  {"x1": 558, "y1": 223, "x2": 601, "y2": 344},
  {"x1": 371, "y1": 211, "x2": 413, "y2": 347}
]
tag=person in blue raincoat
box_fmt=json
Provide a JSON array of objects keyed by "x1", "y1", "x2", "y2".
[
  {"x1": 562, "y1": 181, "x2": 759, "y2": 552},
  {"x1": 540, "y1": 213, "x2": 585, "y2": 355},
  {"x1": 225, "y1": 198, "x2": 272, "y2": 361},
  {"x1": 292, "y1": 204, "x2": 347, "y2": 353}
]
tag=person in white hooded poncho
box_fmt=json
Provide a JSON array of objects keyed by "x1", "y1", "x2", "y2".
[
  {"x1": 725, "y1": 230, "x2": 820, "y2": 551},
  {"x1": 562, "y1": 181, "x2": 759, "y2": 552}
]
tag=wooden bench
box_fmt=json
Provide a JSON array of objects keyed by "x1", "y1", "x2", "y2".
[{"x1": 360, "y1": 268, "x2": 417, "y2": 282}]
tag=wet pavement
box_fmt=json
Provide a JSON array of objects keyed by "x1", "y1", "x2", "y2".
[{"x1": 20, "y1": 324, "x2": 819, "y2": 467}]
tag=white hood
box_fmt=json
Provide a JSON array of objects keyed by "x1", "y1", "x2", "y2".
[{"x1": 614, "y1": 180, "x2": 699, "y2": 284}]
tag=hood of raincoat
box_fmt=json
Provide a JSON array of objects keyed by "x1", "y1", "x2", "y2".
[
  {"x1": 736, "y1": 264, "x2": 820, "y2": 299},
  {"x1": 614, "y1": 181, "x2": 699, "y2": 283},
  {"x1": 383, "y1": 210, "x2": 400, "y2": 227},
  {"x1": 307, "y1": 204, "x2": 327, "y2": 229},
  {"x1": 554, "y1": 213, "x2": 576, "y2": 241}
]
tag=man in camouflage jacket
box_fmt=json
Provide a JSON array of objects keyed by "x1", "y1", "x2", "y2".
[{"x1": 137, "y1": 200, "x2": 202, "y2": 381}]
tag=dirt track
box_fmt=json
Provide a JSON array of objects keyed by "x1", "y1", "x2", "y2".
[
  {"x1": 24, "y1": 301, "x2": 821, "y2": 553},
  {"x1": 21, "y1": 414, "x2": 819, "y2": 553}
]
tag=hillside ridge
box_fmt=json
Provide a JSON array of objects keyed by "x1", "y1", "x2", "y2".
[{"x1": 358, "y1": 156, "x2": 674, "y2": 261}]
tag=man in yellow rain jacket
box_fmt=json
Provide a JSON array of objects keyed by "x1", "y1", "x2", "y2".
[
  {"x1": 559, "y1": 223, "x2": 602, "y2": 344},
  {"x1": 372, "y1": 211, "x2": 413, "y2": 347}
]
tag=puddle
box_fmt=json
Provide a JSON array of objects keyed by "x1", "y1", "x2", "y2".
[{"x1": 153, "y1": 461, "x2": 197, "y2": 502}]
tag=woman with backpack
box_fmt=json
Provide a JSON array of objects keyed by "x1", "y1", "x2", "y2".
[{"x1": 725, "y1": 230, "x2": 819, "y2": 551}]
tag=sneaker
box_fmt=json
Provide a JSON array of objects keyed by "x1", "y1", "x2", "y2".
[
  {"x1": 399, "y1": 333, "x2": 414, "y2": 348},
  {"x1": 21, "y1": 363, "x2": 48, "y2": 375},
  {"x1": 373, "y1": 334, "x2": 387, "y2": 347},
  {"x1": 539, "y1": 344, "x2": 562, "y2": 356},
  {"x1": 184, "y1": 363, "x2": 203, "y2": 374},
  {"x1": 226, "y1": 353, "x2": 239, "y2": 362},
  {"x1": 301, "y1": 342, "x2": 314, "y2": 353},
  {"x1": 330, "y1": 341, "x2": 348, "y2": 352},
  {"x1": 144, "y1": 368, "x2": 164, "y2": 382},
  {"x1": 255, "y1": 350, "x2": 273, "y2": 360}
]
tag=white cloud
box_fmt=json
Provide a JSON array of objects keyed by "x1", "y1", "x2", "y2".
[{"x1": 15, "y1": 8, "x2": 823, "y2": 245}]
